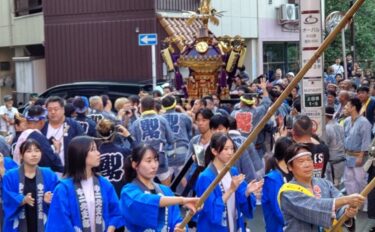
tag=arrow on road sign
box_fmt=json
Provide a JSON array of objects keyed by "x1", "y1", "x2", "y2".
[{"x1": 138, "y1": 34, "x2": 158, "y2": 46}]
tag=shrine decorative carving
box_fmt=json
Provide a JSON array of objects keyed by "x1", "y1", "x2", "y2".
[{"x1": 160, "y1": 0, "x2": 247, "y2": 100}]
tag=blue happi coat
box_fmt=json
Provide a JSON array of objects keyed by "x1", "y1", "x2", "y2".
[
  {"x1": 4, "y1": 157, "x2": 18, "y2": 171},
  {"x1": 262, "y1": 169, "x2": 285, "y2": 232},
  {"x1": 0, "y1": 157, "x2": 18, "y2": 228},
  {"x1": 45, "y1": 176, "x2": 123, "y2": 232},
  {"x1": 28, "y1": 131, "x2": 64, "y2": 172},
  {"x1": 162, "y1": 109, "x2": 192, "y2": 166},
  {"x1": 162, "y1": 109, "x2": 192, "y2": 149},
  {"x1": 130, "y1": 112, "x2": 175, "y2": 173},
  {"x1": 2, "y1": 167, "x2": 58, "y2": 232},
  {"x1": 187, "y1": 135, "x2": 256, "y2": 183},
  {"x1": 130, "y1": 113, "x2": 175, "y2": 149},
  {"x1": 75, "y1": 114, "x2": 97, "y2": 137},
  {"x1": 195, "y1": 166, "x2": 256, "y2": 232},
  {"x1": 98, "y1": 142, "x2": 130, "y2": 196},
  {"x1": 120, "y1": 182, "x2": 183, "y2": 232}
]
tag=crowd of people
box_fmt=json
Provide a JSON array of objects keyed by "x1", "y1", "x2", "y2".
[{"x1": 0, "y1": 59, "x2": 373, "y2": 231}]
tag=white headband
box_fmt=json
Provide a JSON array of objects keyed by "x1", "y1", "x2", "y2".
[{"x1": 287, "y1": 151, "x2": 312, "y2": 164}]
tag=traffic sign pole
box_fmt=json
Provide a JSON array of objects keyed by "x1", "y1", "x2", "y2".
[
  {"x1": 342, "y1": 30, "x2": 348, "y2": 80},
  {"x1": 138, "y1": 33, "x2": 158, "y2": 89},
  {"x1": 152, "y1": 45, "x2": 157, "y2": 90}
]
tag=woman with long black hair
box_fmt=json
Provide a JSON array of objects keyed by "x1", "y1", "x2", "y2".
[
  {"x1": 46, "y1": 136, "x2": 123, "y2": 232},
  {"x1": 262, "y1": 136, "x2": 294, "y2": 232},
  {"x1": 195, "y1": 132, "x2": 263, "y2": 232},
  {"x1": 120, "y1": 144, "x2": 199, "y2": 232}
]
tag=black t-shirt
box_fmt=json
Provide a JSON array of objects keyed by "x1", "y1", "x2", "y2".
[
  {"x1": 303, "y1": 142, "x2": 330, "y2": 178},
  {"x1": 24, "y1": 176, "x2": 37, "y2": 232}
]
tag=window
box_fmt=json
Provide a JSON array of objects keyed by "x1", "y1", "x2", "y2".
[
  {"x1": 263, "y1": 42, "x2": 300, "y2": 78},
  {"x1": 14, "y1": 0, "x2": 42, "y2": 17},
  {"x1": 0, "y1": 62, "x2": 11, "y2": 71}
]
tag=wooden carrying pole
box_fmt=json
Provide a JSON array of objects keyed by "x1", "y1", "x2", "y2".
[
  {"x1": 178, "y1": 0, "x2": 366, "y2": 228},
  {"x1": 330, "y1": 177, "x2": 375, "y2": 232}
]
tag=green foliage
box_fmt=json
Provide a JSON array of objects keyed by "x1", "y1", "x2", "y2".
[{"x1": 325, "y1": 0, "x2": 375, "y2": 70}]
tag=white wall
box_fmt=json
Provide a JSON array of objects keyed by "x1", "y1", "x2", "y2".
[
  {"x1": 257, "y1": 0, "x2": 299, "y2": 74},
  {"x1": 12, "y1": 14, "x2": 44, "y2": 46},
  {"x1": 0, "y1": 0, "x2": 12, "y2": 46},
  {"x1": 15, "y1": 58, "x2": 46, "y2": 93},
  {"x1": 209, "y1": 0, "x2": 258, "y2": 38},
  {"x1": 0, "y1": 0, "x2": 44, "y2": 47},
  {"x1": 258, "y1": 0, "x2": 287, "y2": 20}
]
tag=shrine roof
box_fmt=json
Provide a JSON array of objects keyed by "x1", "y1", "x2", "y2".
[{"x1": 157, "y1": 14, "x2": 205, "y2": 51}]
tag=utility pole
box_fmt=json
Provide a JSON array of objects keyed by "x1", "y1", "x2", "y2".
[{"x1": 349, "y1": 0, "x2": 355, "y2": 62}]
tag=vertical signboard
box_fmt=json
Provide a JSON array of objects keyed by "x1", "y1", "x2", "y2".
[{"x1": 300, "y1": 0, "x2": 325, "y2": 136}]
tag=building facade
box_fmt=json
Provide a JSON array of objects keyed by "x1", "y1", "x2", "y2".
[
  {"x1": 0, "y1": 0, "x2": 301, "y2": 103},
  {"x1": 43, "y1": 0, "x2": 199, "y2": 87},
  {"x1": 0, "y1": 0, "x2": 46, "y2": 104},
  {"x1": 210, "y1": 0, "x2": 300, "y2": 80}
]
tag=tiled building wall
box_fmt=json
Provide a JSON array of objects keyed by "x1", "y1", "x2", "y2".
[{"x1": 44, "y1": 0, "x2": 159, "y2": 86}]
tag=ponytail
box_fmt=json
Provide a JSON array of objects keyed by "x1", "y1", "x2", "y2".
[
  {"x1": 123, "y1": 144, "x2": 159, "y2": 184},
  {"x1": 124, "y1": 156, "x2": 137, "y2": 184},
  {"x1": 266, "y1": 136, "x2": 294, "y2": 173},
  {"x1": 264, "y1": 154, "x2": 278, "y2": 174},
  {"x1": 204, "y1": 147, "x2": 215, "y2": 167}
]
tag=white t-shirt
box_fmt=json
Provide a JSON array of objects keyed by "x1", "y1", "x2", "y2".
[
  {"x1": 0, "y1": 105, "x2": 18, "y2": 135},
  {"x1": 46, "y1": 124, "x2": 64, "y2": 166},
  {"x1": 81, "y1": 177, "x2": 95, "y2": 232},
  {"x1": 221, "y1": 171, "x2": 236, "y2": 231},
  {"x1": 331, "y1": 64, "x2": 344, "y2": 75}
]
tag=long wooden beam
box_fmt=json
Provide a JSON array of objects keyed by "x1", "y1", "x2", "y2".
[
  {"x1": 330, "y1": 177, "x2": 375, "y2": 232},
  {"x1": 178, "y1": 0, "x2": 367, "y2": 228}
]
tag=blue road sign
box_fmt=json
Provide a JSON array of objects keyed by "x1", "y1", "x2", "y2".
[{"x1": 138, "y1": 34, "x2": 158, "y2": 46}]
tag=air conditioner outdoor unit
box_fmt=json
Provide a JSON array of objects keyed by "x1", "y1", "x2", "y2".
[{"x1": 281, "y1": 4, "x2": 296, "y2": 20}]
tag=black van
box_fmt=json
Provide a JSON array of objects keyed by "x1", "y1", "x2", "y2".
[
  {"x1": 38, "y1": 81, "x2": 153, "y2": 100},
  {"x1": 16, "y1": 81, "x2": 155, "y2": 112}
]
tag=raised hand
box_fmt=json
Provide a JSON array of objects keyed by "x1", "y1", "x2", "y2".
[
  {"x1": 230, "y1": 174, "x2": 245, "y2": 192},
  {"x1": 246, "y1": 179, "x2": 264, "y2": 197},
  {"x1": 116, "y1": 125, "x2": 131, "y2": 137},
  {"x1": 258, "y1": 77, "x2": 267, "y2": 90}
]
